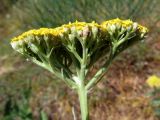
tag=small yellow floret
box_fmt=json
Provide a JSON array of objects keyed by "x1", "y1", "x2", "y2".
[{"x1": 146, "y1": 75, "x2": 160, "y2": 88}]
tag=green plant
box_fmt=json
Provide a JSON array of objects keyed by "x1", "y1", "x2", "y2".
[
  {"x1": 3, "y1": 80, "x2": 48, "y2": 120},
  {"x1": 14, "y1": 0, "x2": 159, "y2": 28},
  {"x1": 11, "y1": 18, "x2": 148, "y2": 120},
  {"x1": 146, "y1": 75, "x2": 160, "y2": 119},
  {"x1": 3, "y1": 80, "x2": 32, "y2": 120},
  {"x1": 0, "y1": 0, "x2": 18, "y2": 13},
  {"x1": 11, "y1": 0, "x2": 159, "y2": 63}
]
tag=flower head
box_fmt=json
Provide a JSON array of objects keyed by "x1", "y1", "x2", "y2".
[
  {"x1": 11, "y1": 21, "x2": 100, "y2": 43},
  {"x1": 11, "y1": 19, "x2": 148, "y2": 72},
  {"x1": 100, "y1": 18, "x2": 148, "y2": 55},
  {"x1": 101, "y1": 18, "x2": 148, "y2": 33},
  {"x1": 146, "y1": 75, "x2": 160, "y2": 88},
  {"x1": 10, "y1": 19, "x2": 149, "y2": 90}
]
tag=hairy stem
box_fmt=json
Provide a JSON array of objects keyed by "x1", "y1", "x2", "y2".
[
  {"x1": 77, "y1": 40, "x2": 89, "y2": 120},
  {"x1": 78, "y1": 83, "x2": 89, "y2": 120}
]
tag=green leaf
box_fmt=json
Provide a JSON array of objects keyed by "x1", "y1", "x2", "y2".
[
  {"x1": 155, "y1": 108, "x2": 160, "y2": 116},
  {"x1": 40, "y1": 110, "x2": 48, "y2": 120},
  {"x1": 152, "y1": 98, "x2": 160, "y2": 106}
]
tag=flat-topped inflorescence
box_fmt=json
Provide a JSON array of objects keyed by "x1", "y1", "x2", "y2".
[
  {"x1": 100, "y1": 18, "x2": 148, "y2": 57},
  {"x1": 101, "y1": 18, "x2": 148, "y2": 33},
  {"x1": 11, "y1": 21, "x2": 101, "y2": 42},
  {"x1": 11, "y1": 19, "x2": 148, "y2": 78},
  {"x1": 11, "y1": 19, "x2": 148, "y2": 44},
  {"x1": 11, "y1": 21, "x2": 103, "y2": 54},
  {"x1": 10, "y1": 19, "x2": 149, "y2": 120},
  {"x1": 11, "y1": 19, "x2": 148, "y2": 74}
]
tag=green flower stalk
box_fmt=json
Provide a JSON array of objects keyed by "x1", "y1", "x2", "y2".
[{"x1": 11, "y1": 18, "x2": 148, "y2": 120}]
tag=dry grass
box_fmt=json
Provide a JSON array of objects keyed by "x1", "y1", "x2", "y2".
[{"x1": 14, "y1": 54, "x2": 159, "y2": 120}]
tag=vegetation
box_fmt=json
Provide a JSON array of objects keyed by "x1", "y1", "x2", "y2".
[
  {"x1": 13, "y1": 0, "x2": 159, "y2": 28},
  {"x1": 0, "y1": 0, "x2": 160, "y2": 120},
  {"x1": 10, "y1": 19, "x2": 148, "y2": 120},
  {"x1": 147, "y1": 75, "x2": 160, "y2": 118}
]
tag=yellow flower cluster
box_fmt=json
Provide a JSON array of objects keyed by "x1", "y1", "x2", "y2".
[
  {"x1": 12, "y1": 28, "x2": 60, "y2": 42},
  {"x1": 102, "y1": 18, "x2": 133, "y2": 27},
  {"x1": 61, "y1": 21, "x2": 100, "y2": 30},
  {"x1": 101, "y1": 18, "x2": 148, "y2": 33},
  {"x1": 146, "y1": 75, "x2": 160, "y2": 88},
  {"x1": 11, "y1": 18, "x2": 148, "y2": 43},
  {"x1": 11, "y1": 21, "x2": 100, "y2": 42}
]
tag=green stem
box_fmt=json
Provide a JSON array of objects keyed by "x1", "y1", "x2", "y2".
[
  {"x1": 78, "y1": 83, "x2": 89, "y2": 120},
  {"x1": 85, "y1": 45, "x2": 116, "y2": 90},
  {"x1": 77, "y1": 40, "x2": 89, "y2": 120},
  {"x1": 85, "y1": 67, "x2": 107, "y2": 90}
]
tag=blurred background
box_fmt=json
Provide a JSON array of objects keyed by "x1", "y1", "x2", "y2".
[{"x1": 0, "y1": 0, "x2": 160, "y2": 120}]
